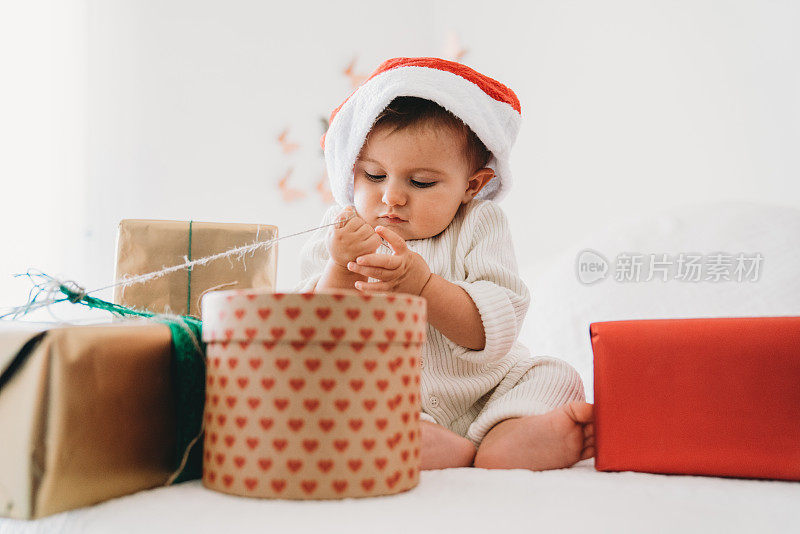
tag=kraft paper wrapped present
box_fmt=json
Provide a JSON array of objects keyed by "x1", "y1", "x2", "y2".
[
  {"x1": 591, "y1": 316, "x2": 800, "y2": 481},
  {"x1": 114, "y1": 219, "x2": 278, "y2": 318},
  {"x1": 201, "y1": 288, "x2": 427, "y2": 499},
  {"x1": 0, "y1": 319, "x2": 202, "y2": 519}
]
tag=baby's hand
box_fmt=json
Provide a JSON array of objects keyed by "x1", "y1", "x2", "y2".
[
  {"x1": 326, "y1": 206, "x2": 383, "y2": 269},
  {"x1": 345, "y1": 225, "x2": 432, "y2": 296}
]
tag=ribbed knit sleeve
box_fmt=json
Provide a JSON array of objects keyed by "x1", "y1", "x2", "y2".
[
  {"x1": 449, "y1": 201, "x2": 530, "y2": 365},
  {"x1": 292, "y1": 204, "x2": 342, "y2": 293}
]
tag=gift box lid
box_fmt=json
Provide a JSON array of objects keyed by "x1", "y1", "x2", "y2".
[{"x1": 201, "y1": 289, "x2": 427, "y2": 344}]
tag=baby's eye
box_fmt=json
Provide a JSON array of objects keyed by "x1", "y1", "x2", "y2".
[
  {"x1": 364, "y1": 172, "x2": 385, "y2": 181},
  {"x1": 411, "y1": 180, "x2": 435, "y2": 188}
]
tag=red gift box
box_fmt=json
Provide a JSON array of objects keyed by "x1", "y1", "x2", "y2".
[{"x1": 591, "y1": 316, "x2": 800, "y2": 481}]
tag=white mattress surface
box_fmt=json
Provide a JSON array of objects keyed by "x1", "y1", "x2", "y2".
[{"x1": 2, "y1": 459, "x2": 798, "y2": 534}]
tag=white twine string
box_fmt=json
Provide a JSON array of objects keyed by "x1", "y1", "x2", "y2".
[{"x1": 1, "y1": 212, "x2": 358, "y2": 320}]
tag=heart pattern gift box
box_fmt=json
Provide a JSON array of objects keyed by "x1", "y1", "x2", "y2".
[{"x1": 201, "y1": 289, "x2": 427, "y2": 499}]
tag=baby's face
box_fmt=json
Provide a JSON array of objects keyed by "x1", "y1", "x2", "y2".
[{"x1": 353, "y1": 123, "x2": 489, "y2": 241}]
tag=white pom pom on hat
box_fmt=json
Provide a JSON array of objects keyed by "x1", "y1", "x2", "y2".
[{"x1": 321, "y1": 57, "x2": 522, "y2": 206}]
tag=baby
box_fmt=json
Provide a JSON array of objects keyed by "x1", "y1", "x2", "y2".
[{"x1": 295, "y1": 57, "x2": 594, "y2": 471}]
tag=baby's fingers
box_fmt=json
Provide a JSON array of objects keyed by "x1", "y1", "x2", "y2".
[
  {"x1": 356, "y1": 253, "x2": 401, "y2": 269},
  {"x1": 347, "y1": 261, "x2": 393, "y2": 280}
]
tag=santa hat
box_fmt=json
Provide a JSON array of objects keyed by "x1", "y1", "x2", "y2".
[{"x1": 322, "y1": 57, "x2": 522, "y2": 206}]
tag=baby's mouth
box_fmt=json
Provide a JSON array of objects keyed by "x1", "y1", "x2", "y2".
[{"x1": 379, "y1": 215, "x2": 407, "y2": 224}]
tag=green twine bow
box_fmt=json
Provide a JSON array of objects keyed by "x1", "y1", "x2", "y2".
[{"x1": 2, "y1": 271, "x2": 205, "y2": 483}]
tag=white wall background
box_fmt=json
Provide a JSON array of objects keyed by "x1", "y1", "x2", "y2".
[{"x1": 2, "y1": 0, "x2": 798, "y2": 322}]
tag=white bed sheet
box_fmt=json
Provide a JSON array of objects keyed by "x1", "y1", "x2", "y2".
[{"x1": 2, "y1": 459, "x2": 798, "y2": 534}]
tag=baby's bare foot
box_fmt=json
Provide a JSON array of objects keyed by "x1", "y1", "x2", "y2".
[
  {"x1": 420, "y1": 420, "x2": 477, "y2": 470},
  {"x1": 473, "y1": 401, "x2": 595, "y2": 471}
]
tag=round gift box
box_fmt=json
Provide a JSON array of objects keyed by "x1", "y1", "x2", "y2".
[{"x1": 200, "y1": 288, "x2": 427, "y2": 499}]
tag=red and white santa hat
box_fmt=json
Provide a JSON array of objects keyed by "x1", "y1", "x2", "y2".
[{"x1": 322, "y1": 57, "x2": 522, "y2": 206}]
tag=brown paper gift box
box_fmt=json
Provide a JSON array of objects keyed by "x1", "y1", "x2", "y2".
[
  {"x1": 114, "y1": 219, "x2": 278, "y2": 318},
  {"x1": 0, "y1": 320, "x2": 179, "y2": 519},
  {"x1": 200, "y1": 289, "x2": 427, "y2": 499}
]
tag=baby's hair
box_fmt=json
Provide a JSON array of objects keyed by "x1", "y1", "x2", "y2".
[{"x1": 370, "y1": 96, "x2": 492, "y2": 174}]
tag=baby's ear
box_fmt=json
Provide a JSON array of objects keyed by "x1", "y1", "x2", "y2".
[{"x1": 464, "y1": 168, "x2": 495, "y2": 201}]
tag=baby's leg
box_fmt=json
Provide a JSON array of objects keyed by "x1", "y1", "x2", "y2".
[{"x1": 420, "y1": 420, "x2": 477, "y2": 470}]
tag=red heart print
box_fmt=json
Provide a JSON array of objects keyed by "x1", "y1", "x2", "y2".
[
  {"x1": 387, "y1": 295, "x2": 396, "y2": 303},
  {"x1": 304, "y1": 359, "x2": 321, "y2": 372},
  {"x1": 246, "y1": 437, "x2": 259, "y2": 449},
  {"x1": 300, "y1": 327, "x2": 316, "y2": 340},
  {"x1": 244, "y1": 478, "x2": 257, "y2": 490},
  {"x1": 362, "y1": 439, "x2": 375, "y2": 451},
  {"x1": 276, "y1": 359, "x2": 290, "y2": 370},
  {"x1": 330, "y1": 328, "x2": 345, "y2": 340},
  {"x1": 212, "y1": 357, "x2": 221, "y2": 368},
  {"x1": 345, "y1": 309, "x2": 360, "y2": 320},
  {"x1": 215, "y1": 453, "x2": 225, "y2": 466},
  {"x1": 315, "y1": 307, "x2": 331, "y2": 319},
  {"x1": 270, "y1": 479, "x2": 286, "y2": 492},
  {"x1": 224, "y1": 435, "x2": 235, "y2": 447},
  {"x1": 210, "y1": 432, "x2": 218, "y2": 443},
  {"x1": 249, "y1": 358, "x2": 262, "y2": 370},
  {"x1": 412, "y1": 313, "x2": 418, "y2": 323},
  {"x1": 334, "y1": 399, "x2": 350, "y2": 412},
  {"x1": 225, "y1": 396, "x2": 237, "y2": 408},
  {"x1": 219, "y1": 376, "x2": 228, "y2": 388},
  {"x1": 216, "y1": 414, "x2": 227, "y2": 426},
  {"x1": 272, "y1": 294, "x2": 285, "y2": 300},
  {"x1": 320, "y1": 379, "x2": 336, "y2": 392},
  {"x1": 335, "y1": 360, "x2": 350, "y2": 372},
  {"x1": 332, "y1": 294, "x2": 345, "y2": 301},
  {"x1": 372, "y1": 310, "x2": 385, "y2": 321},
  {"x1": 360, "y1": 294, "x2": 372, "y2": 301},
  {"x1": 272, "y1": 439, "x2": 288, "y2": 451},
  {"x1": 302, "y1": 439, "x2": 319, "y2": 452},
  {"x1": 287, "y1": 459, "x2": 303, "y2": 473},
  {"x1": 245, "y1": 328, "x2": 258, "y2": 340},
  {"x1": 235, "y1": 416, "x2": 247, "y2": 428},
  {"x1": 237, "y1": 377, "x2": 249, "y2": 389},
  {"x1": 274, "y1": 398, "x2": 289, "y2": 411},
  {"x1": 385, "y1": 330, "x2": 396, "y2": 341},
  {"x1": 321, "y1": 341, "x2": 338, "y2": 352},
  {"x1": 285, "y1": 307, "x2": 301, "y2": 320},
  {"x1": 207, "y1": 376, "x2": 215, "y2": 386},
  {"x1": 288, "y1": 418, "x2": 304, "y2": 432},
  {"x1": 332, "y1": 480, "x2": 348, "y2": 493},
  {"x1": 301, "y1": 480, "x2": 317, "y2": 494},
  {"x1": 222, "y1": 475, "x2": 234, "y2": 487},
  {"x1": 376, "y1": 419, "x2": 388, "y2": 430},
  {"x1": 413, "y1": 448, "x2": 420, "y2": 458},
  {"x1": 234, "y1": 456, "x2": 245, "y2": 468},
  {"x1": 258, "y1": 458, "x2": 272, "y2": 471},
  {"x1": 211, "y1": 394, "x2": 219, "y2": 406},
  {"x1": 319, "y1": 419, "x2": 334, "y2": 432},
  {"x1": 228, "y1": 358, "x2": 239, "y2": 369},
  {"x1": 207, "y1": 471, "x2": 217, "y2": 483},
  {"x1": 245, "y1": 293, "x2": 257, "y2": 300},
  {"x1": 375, "y1": 457, "x2": 387, "y2": 470},
  {"x1": 349, "y1": 379, "x2": 364, "y2": 392},
  {"x1": 361, "y1": 479, "x2": 375, "y2": 490},
  {"x1": 349, "y1": 419, "x2": 363, "y2": 431},
  {"x1": 401, "y1": 449, "x2": 410, "y2": 462},
  {"x1": 408, "y1": 430, "x2": 416, "y2": 442},
  {"x1": 224, "y1": 329, "x2": 234, "y2": 340},
  {"x1": 238, "y1": 340, "x2": 252, "y2": 351},
  {"x1": 350, "y1": 342, "x2": 365, "y2": 353},
  {"x1": 359, "y1": 328, "x2": 373, "y2": 340},
  {"x1": 362, "y1": 399, "x2": 376, "y2": 411},
  {"x1": 270, "y1": 327, "x2": 285, "y2": 340},
  {"x1": 247, "y1": 397, "x2": 261, "y2": 410},
  {"x1": 376, "y1": 380, "x2": 389, "y2": 391},
  {"x1": 303, "y1": 399, "x2": 320, "y2": 412},
  {"x1": 262, "y1": 341, "x2": 276, "y2": 351},
  {"x1": 234, "y1": 308, "x2": 246, "y2": 319},
  {"x1": 401, "y1": 412, "x2": 410, "y2": 424},
  {"x1": 317, "y1": 459, "x2": 334, "y2": 473},
  {"x1": 301, "y1": 292, "x2": 314, "y2": 300},
  {"x1": 348, "y1": 459, "x2": 363, "y2": 472},
  {"x1": 408, "y1": 357, "x2": 416, "y2": 367},
  {"x1": 408, "y1": 468, "x2": 415, "y2": 479},
  {"x1": 333, "y1": 439, "x2": 349, "y2": 452},
  {"x1": 363, "y1": 360, "x2": 377, "y2": 372},
  {"x1": 376, "y1": 342, "x2": 389, "y2": 353},
  {"x1": 401, "y1": 375, "x2": 410, "y2": 386},
  {"x1": 259, "y1": 418, "x2": 273, "y2": 430},
  {"x1": 408, "y1": 393, "x2": 416, "y2": 403},
  {"x1": 395, "y1": 311, "x2": 405, "y2": 321},
  {"x1": 386, "y1": 471, "x2": 401, "y2": 488},
  {"x1": 290, "y1": 341, "x2": 307, "y2": 352},
  {"x1": 261, "y1": 378, "x2": 275, "y2": 390},
  {"x1": 257, "y1": 308, "x2": 271, "y2": 320},
  {"x1": 289, "y1": 378, "x2": 306, "y2": 391}
]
